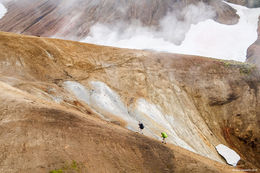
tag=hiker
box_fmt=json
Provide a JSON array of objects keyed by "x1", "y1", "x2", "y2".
[
  {"x1": 161, "y1": 132, "x2": 168, "y2": 144},
  {"x1": 138, "y1": 122, "x2": 144, "y2": 134}
]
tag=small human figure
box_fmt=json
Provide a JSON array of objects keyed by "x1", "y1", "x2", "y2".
[
  {"x1": 138, "y1": 122, "x2": 144, "y2": 134},
  {"x1": 161, "y1": 132, "x2": 168, "y2": 144}
]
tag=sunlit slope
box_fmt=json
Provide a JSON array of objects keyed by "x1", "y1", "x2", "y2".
[
  {"x1": 0, "y1": 80, "x2": 241, "y2": 173},
  {"x1": 0, "y1": 31, "x2": 259, "y2": 170}
]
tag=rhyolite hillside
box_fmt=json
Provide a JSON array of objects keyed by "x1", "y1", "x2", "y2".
[{"x1": 0, "y1": 31, "x2": 259, "y2": 172}]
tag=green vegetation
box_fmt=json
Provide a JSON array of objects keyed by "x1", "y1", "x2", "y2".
[
  {"x1": 221, "y1": 60, "x2": 256, "y2": 75},
  {"x1": 50, "y1": 170, "x2": 63, "y2": 173},
  {"x1": 49, "y1": 160, "x2": 81, "y2": 173},
  {"x1": 239, "y1": 65, "x2": 254, "y2": 75},
  {"x1": 71, "y1": 160, "x2": 79, "y2": 170}
]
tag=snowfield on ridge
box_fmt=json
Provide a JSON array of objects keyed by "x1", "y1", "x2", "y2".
[{"x1": 83, "y1": 2, "x2": 260, "y2": 62}]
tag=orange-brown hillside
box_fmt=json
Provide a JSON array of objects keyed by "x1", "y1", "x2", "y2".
[{"x1": 0, "y1": 31, "x2": 259, "y2": 172}]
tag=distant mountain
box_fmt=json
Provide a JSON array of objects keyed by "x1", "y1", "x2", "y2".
[
  {"x1": 0, "y1": 0, "x2": 239, "y2": 40},
  {"x1": 247, "y1": 16, "x2": 260, "y2": 69},
  {"x1": 223, "y1": 0, "x2": 260, "y2": 69},
  {"x1": 226, "y1": 0, "x2": 260, "y2": 8}
]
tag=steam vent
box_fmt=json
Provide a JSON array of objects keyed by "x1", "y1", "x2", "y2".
[{"x1": 0, "y1": 0, "x2": 259, "y2": 172}]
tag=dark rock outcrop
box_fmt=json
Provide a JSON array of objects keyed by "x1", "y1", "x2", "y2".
[{"x1": 247, "y1": 16, "x2": 260, "y2": 70}]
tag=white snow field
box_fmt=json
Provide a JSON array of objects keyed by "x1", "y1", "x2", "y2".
[
  {"x1": 82, "y1": 2, "x2": 260, "y2": 62},
  {"x1": 63, "y1": 80, "x2": 137, "y2": 124},
  {"x1": 216, "y1": 144, "x2": 240, "y2": 166},
  {"x1": 64, "y1": 80, "x2": 224, "y2": 163},
  {"x1": 0, "y1": 3, "x2": 7, "y2": 19}
]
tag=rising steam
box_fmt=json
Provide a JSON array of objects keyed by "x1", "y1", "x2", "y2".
[{"x1": 82, "y1": 2, "x2": 260, "y2": 62}]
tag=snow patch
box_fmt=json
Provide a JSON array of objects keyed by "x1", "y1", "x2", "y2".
[
  {"x1": 63, "y1": 81, "x2": 219, "y2": 158},
  {"x1": 135, "y1": 98, "x2": 195, "y2": 152},
  {"x1": 216, "y1": 144, "x2": 240, "y2": 166},
  {"x1": 63, "y1": 81, "x2": 204, "y2": 153},
  {"x1": 82, "y1": 2, "x2": 260, "y2": 62},
  {"x1": 63, "y1": 81, "x2": 91, "y2": 104},
  {"x1": 0, "y1": 3, "x2": 7, "y2": 19},
  {"x1": 88, "y1": 81, "x2": 134, "y2": 123},
  {"x1": 63, "y1": 81, "x2": 136, "y2": 125}
]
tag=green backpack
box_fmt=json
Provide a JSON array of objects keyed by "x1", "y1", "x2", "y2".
[{"x1": 161, "y1": 132, "x2": 168, "y2": 138}]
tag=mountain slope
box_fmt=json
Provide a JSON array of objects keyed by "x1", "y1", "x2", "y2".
[
  {"x1": 247, "y1": 16, "x2": 260, "y2": 69},
  {"x1": 1, "y1": 0, "x2": 259, "y2": 63},
  {"x1": 0, "y1": 79, "x2": 239, "y2": 173},
  {"x1": 0, "y1": 0, "x2": 238, "y2": 40},
  {"x1": 0, "y1": 31, "x2": 259, "y2": 171},
  {"x1": 226, "y1": 0, "x2": 260, "y2": 8}
]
